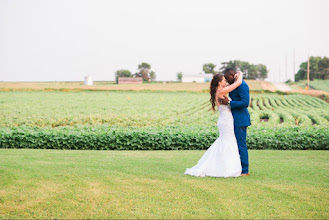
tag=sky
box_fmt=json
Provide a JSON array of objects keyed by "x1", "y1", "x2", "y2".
[{"x1": 0, "y1": 0, "x2": 329, "y2": 82}]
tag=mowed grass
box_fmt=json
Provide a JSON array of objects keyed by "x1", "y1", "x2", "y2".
[
  {"x1": 0, "y1": 149, "x2": 328, "y2": 219},
  {"x1": 292, "y1": 79, "x2": 329, "y2": 92},
  {"x1": 310, "y1": 79, "x2": 329, "y2": 92}
]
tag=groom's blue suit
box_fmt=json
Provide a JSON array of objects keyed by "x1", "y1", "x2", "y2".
[{"x1": 229, "y1": 80, "x2": 251, "y2": 174}]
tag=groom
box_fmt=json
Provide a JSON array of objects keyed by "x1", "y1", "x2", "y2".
[{"x1": 219, "y1": 68, "x2": 251, "y2": 176}]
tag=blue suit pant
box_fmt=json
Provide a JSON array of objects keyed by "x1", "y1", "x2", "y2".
[{"x1": 234, "y1": 126, "x2": 249, "y2": 174}]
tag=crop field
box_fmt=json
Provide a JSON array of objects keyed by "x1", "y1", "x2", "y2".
[
  {"x1": 0, "y1": 91, "x2": 328, "y2": 150},
  {"x1": 1, "y1": 91, "x2": 328, "y2": 128},
  {"x1": 249, "y1": 93, "x2": 329, "y2": 127},
  {"x1": 0, "y1": 91, "x2": 212, "y2": 128},
  {"x1": 0, "y1": 80, "x2": 274, "y2": 92}
]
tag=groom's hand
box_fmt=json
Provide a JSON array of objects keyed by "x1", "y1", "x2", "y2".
[{"x1": 218, "y1": 97, "x2": 229, "y2": 105}]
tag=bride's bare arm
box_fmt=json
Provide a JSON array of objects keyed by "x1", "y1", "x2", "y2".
[{"x1": 220, "y1": 71, "x2": 243, "y2": 94}]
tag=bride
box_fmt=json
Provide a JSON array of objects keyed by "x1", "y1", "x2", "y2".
[{"x1": 184, "y1": 71, "x2": 243, "y2": 178}]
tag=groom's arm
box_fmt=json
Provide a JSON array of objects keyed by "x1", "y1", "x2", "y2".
[{"x1": 229, "y1": 83, "x2": 250, "y2": 109}]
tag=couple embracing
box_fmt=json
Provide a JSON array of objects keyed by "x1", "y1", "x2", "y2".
[{"x1": 185, "y1": 68, "x2": 251, "y2": 178}]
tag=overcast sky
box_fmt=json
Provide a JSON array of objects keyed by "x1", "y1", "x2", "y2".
[{"x1": 1, "y1": 0, "x2": 329, "y2": 82}]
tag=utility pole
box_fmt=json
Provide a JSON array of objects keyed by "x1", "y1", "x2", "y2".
[
  {"x1": 293, "y1": 49, "x2": 296, "y2": 81},
  {"x1": 307, "y1": 56, "x2": 310, "y2": 90}
]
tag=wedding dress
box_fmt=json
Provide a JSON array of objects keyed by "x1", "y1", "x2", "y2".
[{"x1": 184, "y1": 102, "x2": 242, "y2": 178}]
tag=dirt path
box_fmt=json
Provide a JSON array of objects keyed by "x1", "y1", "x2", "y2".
[
  {"x1": 260, "y1": 81, "x2": 277, "y2": 91},
  {"x1": 272, "y1": 82, "x2": 293, "y2": 91}
]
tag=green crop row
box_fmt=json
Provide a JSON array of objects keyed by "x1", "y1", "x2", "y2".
[
  {"x1": 249, "y1": 94, "x2": 329, "y2": 127},
  {"x1": 0, "y1": 126, "x2": 328, "y2": 150},
  {"x1": 1, "y1": 91, "x2": 329, "y2": 129}
]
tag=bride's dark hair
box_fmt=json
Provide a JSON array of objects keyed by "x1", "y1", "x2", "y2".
[{"x1": 210, "y1": 74, "x2": 224, "y2": 111}]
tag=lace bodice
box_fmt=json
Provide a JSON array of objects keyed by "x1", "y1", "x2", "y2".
[
  {"x1": 217, "y1": 98, "x2": 235, "y2": 142},
  {"x1": 218, "y1": 104, "x2": 231, "y2": 114}
]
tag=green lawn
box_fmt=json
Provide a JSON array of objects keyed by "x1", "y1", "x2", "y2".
[
  {"x1": 292, "y1": 79, "x2": 329, "y2": 92},
  {"x1": 310, "y1": 79, "x2": 329, "y2": 92},
  {"x1": 0, "y1": 149, "x2": 328, "y2": 219}
]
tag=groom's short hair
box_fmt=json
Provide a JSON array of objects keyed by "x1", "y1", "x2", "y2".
[
  {"x1": 223, "y1": 68, "x2": 236, "y2": 85},
  {"x1": 223, "y1": 68, "x2": 236, "y2": 76}
]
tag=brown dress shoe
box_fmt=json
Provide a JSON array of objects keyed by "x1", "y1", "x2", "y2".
[{"x1": 240, "y1": 173, "x2": 250, "y2": 176}]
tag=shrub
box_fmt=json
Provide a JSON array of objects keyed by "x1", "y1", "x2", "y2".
[{"x1": 0, "y1": 126, "x2": 327, "y2": 150}]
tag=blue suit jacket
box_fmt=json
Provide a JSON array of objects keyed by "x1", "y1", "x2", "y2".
[{"x1": 229, "y1": 80, "x2": 251, "y2": 127}]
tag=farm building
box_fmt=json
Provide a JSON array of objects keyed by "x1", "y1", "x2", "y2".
[
  {"x1": 84, "y1": 76, "x2": 93, "y2": 85},
  {"x1": 118, "y1": 77, "x2": 143, "y2": 84},
  {"x1": 182, "y1": 74, "x2": 213, "y2": 83}
]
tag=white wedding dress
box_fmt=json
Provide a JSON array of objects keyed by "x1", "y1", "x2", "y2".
[{"x1": 184, "y1": 102, "x2": 242, "y2": 178}]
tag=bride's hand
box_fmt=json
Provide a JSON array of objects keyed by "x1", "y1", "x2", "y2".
[
  {"x1": 234, "y1": 71, "x2": 243, "y2": 83},
  {"x1": 234, "y1": 71, "x2": 240, "y2": 81},
  {"x1": 218, "y1": 96, "x2": 229, "y2": 105}
]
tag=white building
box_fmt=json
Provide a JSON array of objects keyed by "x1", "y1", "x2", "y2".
[{"x1": 182, "y1": 74, "x2": 213, "y2": 83}]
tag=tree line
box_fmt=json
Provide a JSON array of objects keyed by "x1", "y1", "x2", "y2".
[
  {"x1": 116, "y1": 57, "x2": 329, "y2": 82},
  {"x1": 117, "y1": 60, "x2": 269, "y2": 83},
  {"x1": 177, "y1": 60, "x2": 268, "y2": 81},
  {"x1": 295, "y1": 56, "x2": 329, "y2": 81}
]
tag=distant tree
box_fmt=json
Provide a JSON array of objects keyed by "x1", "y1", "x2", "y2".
[
  {"x1": 295, "y1": 62, "x2": 307, "y2": 81},
  {"x1": 135, "y1": 62, "x2": 152, "y2": 82},
  {"x1": 220, "y1": 60, "x2": 249, "y2": 77},
  {"x1": 115, "y1": 69, "x2": 132, "y2": 83},
  {"x1": 202, "y1": 63, "x2": 216, "y2": 75},
  {"x1": 138, "y1": 62, "x2": 151, "y2": 71},
  {"x1": 247, "y1": 64, "x2": 258, "y2": 79},
  {"x1": 149, "y1": 71, "x2": 156, "y2": 81},
  {"x1": 238, "y1": 61, "x2": 252, "y2": 77},
  {"x1": 258, "y1": 64, "x2": 268, "y2": 80},
  {"x1": 295, "y1": 56, "x2": 329, "y2": 81},
  {"x1": 219, "y1": 61, "x2": 229, "y2": 71},
  {"x1": 177, "y1": 72, "x2": 183, "y2": 81},
  {"x1": 318, "y1": 57, "x2": 329, "y2": 79},
  {"x1": 220, "y1": 60, "x2": 268, "y2": 80},
  {"x1": 308, "y1": 56, "x2": 321, "y2": 80}
]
